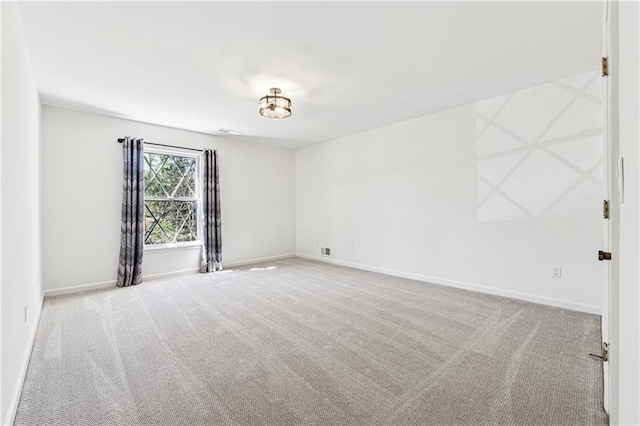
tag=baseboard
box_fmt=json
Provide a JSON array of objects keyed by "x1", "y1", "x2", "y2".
[
  {"x1": 295, "y1": 254, "x2": 602, "y2": 315},
  {"x1": 225, "y1": 253, "x2": 296, "y2": 268},
  {"x1": 3, "y1": 293, "x2": 45, "y2": 426},
  {"x1": 43, "y1": 279, "x2": 118, "y2": 297},
  {"x1": 42, "y1": 253, "x2": 297, "y2": 298},
  {"x1": 141, "y1": 267, "x2": 201, "y2": 282}
]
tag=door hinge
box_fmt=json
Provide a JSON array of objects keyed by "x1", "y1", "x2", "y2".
[
  {"x1": 602, "y1": 57, "x2": 609, "y2": 76},
  {"x1": 590, "y1": 342, "x2": 609, "y2": 362},
  {"x1": 598, "y1": 250, "x2": 612, "y2": 261},
  {"x1": 603, "y1": 200, "x2": 609, "y2": 219}
]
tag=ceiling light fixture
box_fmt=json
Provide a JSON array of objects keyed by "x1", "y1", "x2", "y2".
[{"x1": 259, "y1": 88, "x2": 292, "y2": 119}]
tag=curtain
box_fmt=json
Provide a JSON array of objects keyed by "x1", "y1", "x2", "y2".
[
  {"x1": 117, "y1": 137, "x2": 145, "y2": 287},
  {"x1": 200, "y1": 149, "x2": 222, "y2": 272}
]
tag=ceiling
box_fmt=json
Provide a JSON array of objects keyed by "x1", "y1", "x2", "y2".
[{"x1": 17, "y1": 2, "x2": 602, "y2": 149}]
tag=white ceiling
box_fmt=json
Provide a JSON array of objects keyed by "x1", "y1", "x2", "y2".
[{"x1": 17, "y1": 2, "x2": 602, "y2": 149}]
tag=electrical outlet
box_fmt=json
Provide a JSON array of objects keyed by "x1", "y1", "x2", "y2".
[
  {"x1": 551, "y1": 266, "x2": 562, "y2": 278},
  {"x1": 320, "y1": 247, "x2": 331, "y2": 256},
  {"x1": 347, "y1": 242, "x2": 354, "y2": 251}
]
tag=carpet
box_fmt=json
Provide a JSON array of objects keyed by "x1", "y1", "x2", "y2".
[{"x1": 15, "y1": 257, "x2": 607, "y2": 425}]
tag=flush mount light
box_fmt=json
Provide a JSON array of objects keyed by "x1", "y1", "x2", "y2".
[{"x1": 259, "y1": 88, "x2": 292, "y2": 119}]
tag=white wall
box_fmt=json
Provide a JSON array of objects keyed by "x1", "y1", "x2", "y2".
[
  {"x1": 41, "y1": 106, "x2": 295, "y2": 291},
  {"x1": 296, "y1": 71, "x2": 604, "y2": 313},
  {"x1": 1, "y1": 2, "x2": 43, "y2": 424}
]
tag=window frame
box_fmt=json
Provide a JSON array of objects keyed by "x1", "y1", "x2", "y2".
[{"x1": 142, "y1": 146, "x2": 203, "y2": 251}]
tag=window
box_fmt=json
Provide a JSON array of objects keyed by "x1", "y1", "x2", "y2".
[{"x1": 143, "y1": 149, "x2": 200, "y2": 247}]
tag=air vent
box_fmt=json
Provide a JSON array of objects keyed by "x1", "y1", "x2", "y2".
[
  {"x1": 321, "y1": 247, "x2": 331, "y2": 256},
  {"x1": 217, "y1": 128, "x2": 242, "y2": 135}
]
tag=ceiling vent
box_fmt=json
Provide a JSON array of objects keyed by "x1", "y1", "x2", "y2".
[{"x1": 217, "y1": 128, "x2": 242, "y2": 135}]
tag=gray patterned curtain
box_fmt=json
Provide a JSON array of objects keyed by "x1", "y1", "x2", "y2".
[
  {"x1": 117, "y1": 137, "x2": 144, "y2": 287},
  {"x1": 200, "y1": 149, "x2": 222, "y2": 272}
]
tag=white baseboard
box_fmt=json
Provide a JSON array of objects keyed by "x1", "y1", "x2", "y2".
[
  {"x1": 42, "y1": 253, "x2": 297, "y2": 298},
  {"x1": 141, "y1": 267, "x2": 201, "y2": 282},
  {"x1": 4, "y1": 293, "x2": 45, "y2": 426},
  {"x1": 295, "y1": 253, "x2": 602, "y2": 315},
  {"x1": 43, "y1": 279, "x2": 118, "y2": 297},
  {"x1": 225, "y1": 253, "x2": 296, "y2": 268}
]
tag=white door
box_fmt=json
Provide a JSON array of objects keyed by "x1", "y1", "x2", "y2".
[{"x1": 600, "y1": 0, "x2": 612, "y2": 413}]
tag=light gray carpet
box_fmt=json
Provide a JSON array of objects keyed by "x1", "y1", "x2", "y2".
[{"x1": 15, "y1": 258, "x2": 607, "y2": 425}]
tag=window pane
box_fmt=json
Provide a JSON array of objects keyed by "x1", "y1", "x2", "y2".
[
  {"x1": 144, "y1": 153, "x2": 164, "y2": 175},
  {"x1": 154, "y1": 156, "x2": 182, "y2": 197},
  {"x1": 175, "y1": 201, "x2": 197, "y2": 242},
  {"x1": 146, "y1": 223, "x2": 170, "y2": 244},
  {"x1": 174, "y1": 178, "x2": 195, "y2": 198},
  {"x1": 174, "y1": 157, "x2": 196, "y2": 197},
  {"x1": 144, "y1": 200, "x2": 198, "y2": 244},
  {"x1": 145, "y1": 201, "x2": 170, "y2": 244},
  {"x1": 145, "y1": 178, "x2": 168, "y2": 198},
  {"x1": 144, "y1": 153, "x2": 170, "y2": 197},
  {"x1": 174, "y1": 156, "x2": 195, "y2": 175},
  {"x1": 158, "y1": 215, "x2": 177, "y2": 241},
  {"x1": 185, "y1": 173, "x2": 197, "y2": 195}
]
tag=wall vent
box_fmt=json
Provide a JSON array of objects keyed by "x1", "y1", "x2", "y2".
[
  {"x1": 320, "y1": 247, "x2": 331, "y2": 256},
  {"x1": 217, "y1": 128, "x2": 242, "y2": 135}
]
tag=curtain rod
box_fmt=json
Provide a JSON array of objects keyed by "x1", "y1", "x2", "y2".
[{"x1": 117, "y1": 138, "x2": 204, "y2": 153}]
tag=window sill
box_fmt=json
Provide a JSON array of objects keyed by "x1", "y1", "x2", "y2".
[{"x1": 144, "y1": 242, "x2": 202, "y2": 252}]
